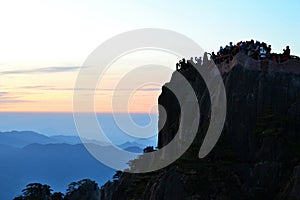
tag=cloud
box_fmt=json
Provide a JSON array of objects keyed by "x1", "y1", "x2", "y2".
[
  {"x1": 0, "y1": 66, "x2": 80, "y2": 75},
  {"x1": 18, "y1": 86, "x2": 161, "y2": 92},
  {"x1": 94, "y1": 87, "x2": 161, "y2": 91},
  {"x1": 0, "y1": 92, "x2": 15, "y2": 99},
  {"x1": 0, "y1": 92, "x2": 9, "y2": 96},
  {"x1": 19, "y1": 86, "x2": 77, "y2": 91},
  {"x1": 19, "y1": 86, "x2": 65, "y2": 90},
  {"x1": 0, "y1": 99, "x2": 34, "y2": 104},
  {"x1": 135, "y1": 87, "x2": 161, "y2": 91},
  {"x1": 0, "y1": 91, "x2": 35, "y2": 104}
]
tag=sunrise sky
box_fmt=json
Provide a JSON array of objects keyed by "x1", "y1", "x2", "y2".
[{"x1": 1, "y1": 0, "x2": 299, "y2": 113}]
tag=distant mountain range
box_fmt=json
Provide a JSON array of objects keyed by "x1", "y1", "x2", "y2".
[
  {"x1": 0, "y1": 131, "x2": 145, "y2": 200},
  {"x1": 0, "y1": 131, "x2": 110, "y2": 148}
]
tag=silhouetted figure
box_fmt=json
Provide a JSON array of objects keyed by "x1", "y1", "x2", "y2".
[
  {"x1": 190, "y1": 57, "x2": 194, "y2": 63},
  {"x1": 225, "y1": 42, "x2": 233, "y2": 52},
  {"x1": 179, "y1": 59, "x2": 184, "y2": 70},
  {"x1": 210, "y1": 52, "x2": 217, "y2": 63},
  {"x1": 181, "y1": 58, "x2": 187, "y2": 70},
  {"x1": 283, "y1": 46, "x2": 290, "y2": 61},
  {"x1": 203, "y1": 52, "x2": 209, "y2": 65},
  {"x1": 219, "y1": 46, "x2": 223, "y2": 52},
  {"x1": 195, "y1": 56, "x2": 202, "y2": 65},
  {"x1": 176, "y1": 63, "x2": 180, "y2": 71},
  {"x1": 267, "y1": 45, "x2": 272, "y2": 57},
  {"x1": 259, "y1": 46, "x2": 267, "y2": 60}
]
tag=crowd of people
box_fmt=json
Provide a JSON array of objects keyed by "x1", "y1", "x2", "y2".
[
  {"x1": 175, "y1": 40, "x2": 298, "y2": 71},
  {"x1": 176, "y1": 52, "x2": 209, "y2": 70},
  {"x1": 211, "y1": 40, "x2": 293, "y2": 64}
]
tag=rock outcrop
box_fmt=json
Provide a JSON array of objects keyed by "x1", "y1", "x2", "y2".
[{"x1": 100, "y1": 53, "x2": 300, "y2": 200}]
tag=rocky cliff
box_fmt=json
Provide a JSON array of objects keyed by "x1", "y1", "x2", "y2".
[{"x1": 100, "y1": 53, "x2": 300, "y2": 200}]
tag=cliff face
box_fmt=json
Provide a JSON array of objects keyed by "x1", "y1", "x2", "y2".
[{"x1": 100, "y1": 54, "x2": 300, "y2": 200}]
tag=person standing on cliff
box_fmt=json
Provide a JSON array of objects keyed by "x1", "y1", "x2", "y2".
[
  {"x1": 283, "y1": 46, "x2": 290, "y2": 61},
  {"x1": 267, "y1": 45, "x2": 272, "y2": 58},
  {"x1": 259, "y1": 46, "x2": 267, "y2": 60},
  {"x1": 180, "y1": 58, "x2": 187, "y2": 70},
  {"x1": 176, "y1": 63, "x2": 180, "y2": 71},
  {"x1": 195, "y1": 56, "x2": 202, "y2": 65},
  {"x1": 203, "y1": 52, "x2": 209, "y2": 65}
]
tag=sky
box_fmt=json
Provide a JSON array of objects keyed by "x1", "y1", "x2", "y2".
[{"x1": 0, "y1": 0, "x2": 299, "y2": 113}]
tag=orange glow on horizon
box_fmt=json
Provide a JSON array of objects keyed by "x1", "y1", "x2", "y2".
[
  {"x1": 0, "y1": 87, "x2": 161, "y2": 113},
  {"x1": 0, "y1": 50, "x2": 175, "y2": 113}
]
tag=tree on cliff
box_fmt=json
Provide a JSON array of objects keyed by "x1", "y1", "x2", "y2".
[
  {"x1": 64, "y1": 179, "x2": 100, "y2": 200},
  {"x1": 51, "y1": 192, "x2": 64, "y2": 200},
  {"x1": 14, "y1": 183, "x2": 52, "y2": 200}
]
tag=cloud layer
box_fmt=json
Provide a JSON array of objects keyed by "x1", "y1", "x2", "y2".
[{"x1": 0, "y1": 66, "x2": 80, "y2": 75}]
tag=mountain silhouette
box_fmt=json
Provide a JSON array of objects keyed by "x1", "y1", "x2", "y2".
[{"x1": 100, "y1": 48, "x2": 300, "y2": 199}]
